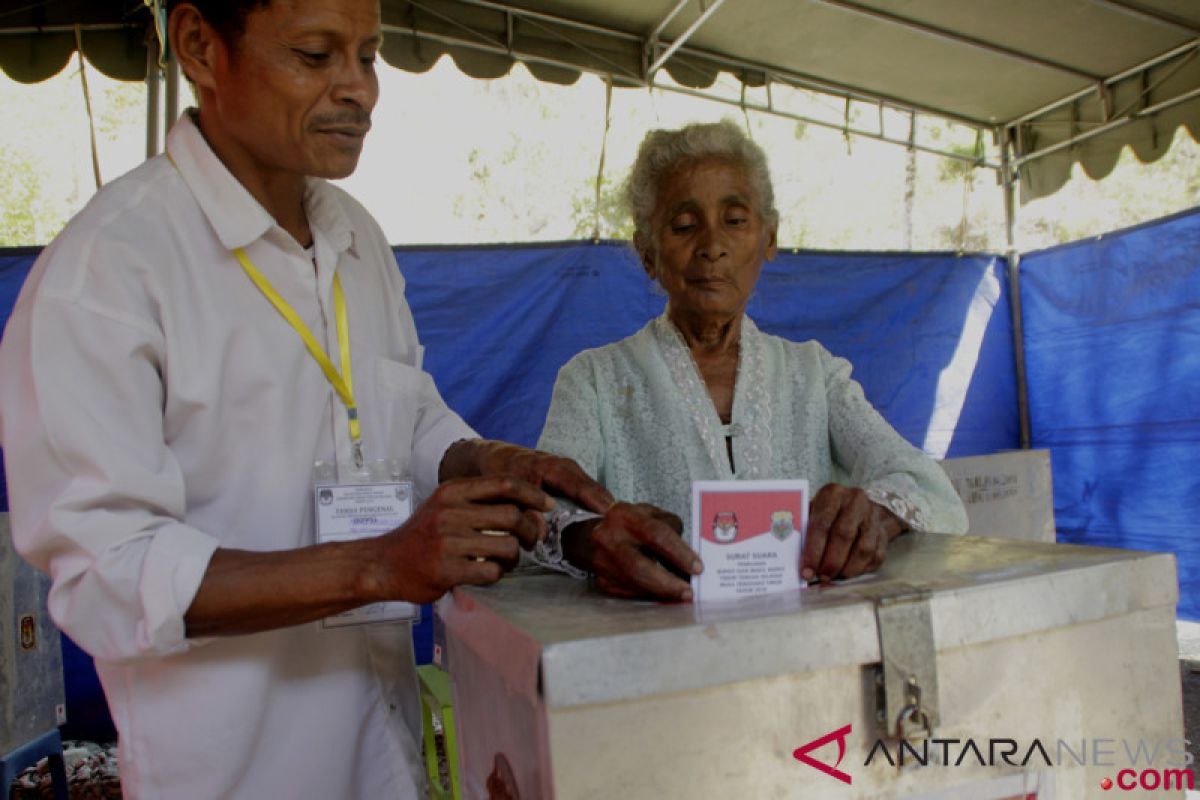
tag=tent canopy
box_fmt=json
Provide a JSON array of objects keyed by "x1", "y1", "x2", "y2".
[{"x1": 3, "y1": 0, "x2": 1200, "y2": 200}]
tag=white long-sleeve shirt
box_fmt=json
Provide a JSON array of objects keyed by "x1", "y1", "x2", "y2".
[{"x1": 0, "y1": 112, "x2": 475, "y2": 798}]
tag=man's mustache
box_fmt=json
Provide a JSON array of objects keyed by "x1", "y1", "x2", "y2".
[{"x1": 310, "y1": 111, "x2": 372, "y2": 129}]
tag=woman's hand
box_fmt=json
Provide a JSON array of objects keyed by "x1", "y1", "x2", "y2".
[
  {"x1": 802, "y1": 483, "x2": 906, "y2": 582},
  {"x1": 563, "y1": 502, "x2": 703, "y2": 601}
]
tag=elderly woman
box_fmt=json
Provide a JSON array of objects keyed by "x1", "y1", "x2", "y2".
[{"x1": 536, "y1": 120, "x2": 967, "y2": 600}]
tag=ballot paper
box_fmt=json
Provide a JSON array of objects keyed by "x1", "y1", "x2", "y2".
[{"x1": 690, "y1": 479, "x2": 808, "y2": 604}]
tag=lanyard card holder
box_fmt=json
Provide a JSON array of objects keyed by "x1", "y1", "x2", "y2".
[{"x1": 313, "y1": 458, "x2": 419, "y2": 628}]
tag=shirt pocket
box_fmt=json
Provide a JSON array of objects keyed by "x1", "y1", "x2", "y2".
[{"x1": 358, "y1": 356, "x2": 427, "y2": 477}]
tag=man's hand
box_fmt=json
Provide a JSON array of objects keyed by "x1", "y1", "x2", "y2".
[
  {"x1": 440, "y1": 439, "x2": 614, "y2": 515},
  {"x1": 185, "y1": 475, "x2": 551, "y2": 637},
  {"x1": 367, "y1": 475, "x2": 554, "y2": 605},
  {"x1": 801, "y1": 483, "x2": 906, "y2": 582},
  {"x1": 563, "y1": 502, "x2": 702, "y2": 601}
]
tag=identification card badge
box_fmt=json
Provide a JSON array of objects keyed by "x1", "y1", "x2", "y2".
[
  {"x1": 690, "y1": 479, "x2": 809, "y2": 605},
  {"x1": 313, "y1": 458, "x2": 419, "y2": 627}
]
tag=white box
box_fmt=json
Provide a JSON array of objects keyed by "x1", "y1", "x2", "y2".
[
  {"x1": 438, "y1": 533, "x2": 1186, "y2": 799},
  {"x1": 940, "y1": 449, "x2": 1056, "y2": 542}
]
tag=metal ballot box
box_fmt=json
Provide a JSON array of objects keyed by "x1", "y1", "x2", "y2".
[
  {"x1": 1, "y1": 512, "x2": 67, "y2": 753},
  {"x1": 437, "y1": 534, "x2": 1187, "y2": 799}
]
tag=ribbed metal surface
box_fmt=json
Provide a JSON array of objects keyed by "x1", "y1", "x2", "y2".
[{"x1": 1, "y1": 512, "x2": 65, "y2": 754}]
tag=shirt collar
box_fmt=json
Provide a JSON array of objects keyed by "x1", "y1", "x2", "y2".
[
  {"x1": 303, "y1": 175, "x2": 355, "y2": 257},
  {"x1": 165, "y1": 110, "x2": 356, "y2": 257}
]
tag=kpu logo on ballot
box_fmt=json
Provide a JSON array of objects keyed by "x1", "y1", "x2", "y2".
[{"x1": 690, "y1": 479, "x2": 808, "y2": 604}]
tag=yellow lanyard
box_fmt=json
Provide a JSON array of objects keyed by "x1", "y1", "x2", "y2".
[{"x1": 232, "y1": 247, "x2": 363, "y2": 466}]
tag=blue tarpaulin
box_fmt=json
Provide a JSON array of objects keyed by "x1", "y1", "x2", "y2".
[
  {"x1": 396, "y1": 242, "x2": 1016, "y2": 459},
  {"x1": 1022, "y1": 207, "x2": 1200, "y2": 623},
  {"x1": 0, "y1": 248, "x2": 40, "y2": 524}
]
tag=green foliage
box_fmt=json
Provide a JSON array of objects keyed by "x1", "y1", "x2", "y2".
[
  {"x1": 97, "y1": 81, "x2": 145, "y2": 139},
  {"x1": 938, "y1": 142, "x2": 982, "y2": 182},
  {"x1": 570, "y1": 175, "x2": 635, "y2": 240},
  {"x1": 1017, "y1": 127, "x2": 1200, "y2": 248},
  {"x1": 0, "y1": 144, "x2": 67, "y2": 246},
  {"x1": 452, "y1": 137, "x2": 555, "y2": 238}
]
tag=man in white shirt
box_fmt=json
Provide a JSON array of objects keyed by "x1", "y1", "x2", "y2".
[{"x1": 0, "y1": 0, "x2": 688, "y2": 796}]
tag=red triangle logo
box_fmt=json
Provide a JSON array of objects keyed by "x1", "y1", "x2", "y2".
[{"x1": 792, "y1": 724, "x2": 853, "y2": 785}]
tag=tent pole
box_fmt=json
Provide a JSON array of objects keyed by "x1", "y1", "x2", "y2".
[
  {"x1": 1001, "y1": 133, "x2": 1032, "y2": 449},
  {"x1": 165, "y1": 52, "x2": 180, "y2": 132},
  {"x1": 145, "y1": 38, "x2": 161, "y2": 160}
]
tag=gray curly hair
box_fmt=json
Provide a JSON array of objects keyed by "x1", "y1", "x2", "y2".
[{"x1": 625, "y1": 119, "x2": 778, "y2": 254}]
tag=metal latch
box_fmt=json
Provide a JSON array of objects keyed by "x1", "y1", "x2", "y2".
[{"x1": 871, "y1": 586, "x2": 938, "y2": 745}]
